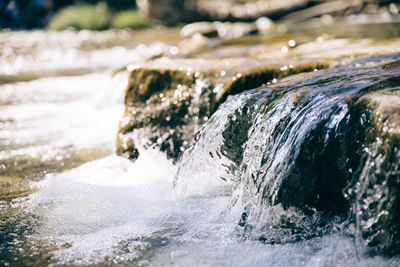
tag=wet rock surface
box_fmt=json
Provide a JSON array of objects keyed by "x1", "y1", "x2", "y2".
[
  {"x1": 117, "y1": 57, "x2": 327, "y2": 160},
  {"x1": 117, "y1": 20, "x2": 400, "y2": 162},
  {"x1": 236, "y1": 59, "x2": 400, "y2": 255},
  {"x1": 115, "y1": 15, "x2": 400, "y2": 253},
  {"x1": 173, "y1": 53, "x2": 400, "y2": 255},
  {"x1": 344, "y1": 89, "x2": 400, "y2": 256}
]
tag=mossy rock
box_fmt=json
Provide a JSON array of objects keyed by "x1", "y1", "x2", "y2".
[
  {"x1": 110, "y1": 10, "x2": 151, "y2": 29},
  {"x1": 347, "y1": 90, "x2": 400, "y2": 256},
  {"x1": 214, "y1": 58, "x2": 400, "y2": 254},
  {"x1": 48, "y1": 3, "x2": 112, "y2": 31},
  {"x1": 116, "y1": 57, "x2": 328, "y2": 160}
]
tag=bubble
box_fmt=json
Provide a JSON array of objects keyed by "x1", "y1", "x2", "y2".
[
  {"x1": 170, "y1": 46, "x2": 179, "y2": 55},
  {"x1": 288, "y1": 40, "x2": 296, "y2": 47}
]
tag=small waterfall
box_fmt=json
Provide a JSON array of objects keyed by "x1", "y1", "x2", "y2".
[
  {"x1": 2, "y1": 28, "x2": 400, "y2": 265},
  {"x1": 174, "y1": 57, "x2": 400, "y2": 253},
  {"x1": 233, "y1": 91, "x2": 349, "y2": 238},
  {"x1": 175, "y1": 85, "x2": 350, "y2": 242},
  {"x1": 342, "y1": 93, "x2": 400, "y2": 256},
  {"x1": 174, "y1": 91, "x2": 257, "y2": 195}
]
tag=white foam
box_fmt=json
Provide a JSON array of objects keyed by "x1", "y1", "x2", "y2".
[{"x1": 22, "y1": 148, "x2": 394, "y2": 266}]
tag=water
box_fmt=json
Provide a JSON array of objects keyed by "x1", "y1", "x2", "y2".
[{"x1": 1, "y1": 28, "x2": 400, "y2": 266}]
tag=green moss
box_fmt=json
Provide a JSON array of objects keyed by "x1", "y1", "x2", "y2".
[
  {"x1": 48, "y1": 3, "x2": 112, "y2": 31},
  {"x1": 111, "y1": 10, "x2": 151, "y2": 29},
  {"x1": 125, "y1": 68, "x2": 197, "y2": 105},
  {"x1": 117, "y1": 59, "x2": 330, "y2": 161},
  {"x1": 351, "y1": 93, "x2": 400, "y2": 256},
  {"x1": 221, "y1": 61, "x2": 328, "y2": 103}
]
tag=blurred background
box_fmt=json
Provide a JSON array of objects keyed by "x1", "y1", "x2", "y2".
[{"x1": 0, "y1": 0, "x2": 399, "y2": 30}]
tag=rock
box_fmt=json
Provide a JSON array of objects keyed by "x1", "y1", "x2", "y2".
[
  {"x1": 171, "y1": 55, "x2": 400, "y2": 251},
  {"x1": 345, "y1": 88, "x2": 400, "y2": 256},
  {"x1": 0, "y1": 176, "x2": 32, "y2": 200},
  {"x1": 214, "y1": 21, "x2": 258, "y2": 39},
  {"x1": 116, "y1": 57, "x2": 327, "y2": 160},
  {"x1": 225, "y1": 58, "x2": 400, "y2": 254},
  {"x1": 180, "y1": 22, "x2": 218, "y2": 38},
  {"x1": 181, "y1": 21, "x2": 259, "y2": 40},
  {"x1": 178, "y1": 33, "x2": 210, "y2": 54},
  {"x1": 281, "y1": 0, "x2": 354, "y2": 21},
  {"x1": 194, "y1": 0, "x2": 310, "y2": 21},
  {"x1": 116, "y1": 16, "x2": 400, "y2": 255},
  {"x1": 255, "y1": 17, "x2": 275, "y2": 34},
  {"x1": 117, "y1": 26, "x2": 400, "y2": 162},
  {"x1": 137, "y1": 0, "x2": 188, "y2": 25}
]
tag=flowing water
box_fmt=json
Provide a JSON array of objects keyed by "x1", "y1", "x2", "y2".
[{"x1": 1, "y1": 26, "x2": 400, "y2": 266}]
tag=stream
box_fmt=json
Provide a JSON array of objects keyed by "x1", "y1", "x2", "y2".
[{"x1": 1, "y1": 23, "x2": 400, "y2": 266}]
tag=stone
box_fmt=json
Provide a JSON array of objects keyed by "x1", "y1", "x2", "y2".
[
  {"x1": 255, "y1": 17, "x2": 275, "y2": 34},
  {"x1": 181, "y1": 21, "x2": 259, "y2": 40},
  {"x1": 346, "y1": 89, "x2": 400, "y2": 256},
  {"x1": 180, "y1": 22, "x2": 218, "y2": 38},
  {"x1": 116, "y1": 57, "x2": 327, "y2": 160},
  {"x1": 137, "y1": 0, "x2": 187, "y2": 25},
  {"x1": 117, "y1": 28, "x2": 400, "y2": 162}
]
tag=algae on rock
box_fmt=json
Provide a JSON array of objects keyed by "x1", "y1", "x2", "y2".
[{"x1": 116, "y1": 57, "x2": 327, "y2": 160}]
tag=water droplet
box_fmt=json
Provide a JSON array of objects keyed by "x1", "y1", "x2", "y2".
[{"x1": 170, "y1": 46, "x2": 179, "y2": 55}]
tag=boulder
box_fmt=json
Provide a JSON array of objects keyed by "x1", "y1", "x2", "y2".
[
  {"x1": 136, "y1": 0, "x2": 188, "y2": 25},
  {"x1": 117, "y1": 30, "x2": 400, "y2": 162},
  {"x1": 116, "y1": 57, "x2": 327, "y2": 160},
  {"x1": 345, "y1": 87, "x2": 400, "y2": 256},
  {"x1": 227, "y1": 58, "x2": 400, "y2": 254}
]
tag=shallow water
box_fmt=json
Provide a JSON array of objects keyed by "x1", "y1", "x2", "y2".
[{"x1": 1, "y1": 26, "x2": 400, "y2": 266}]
